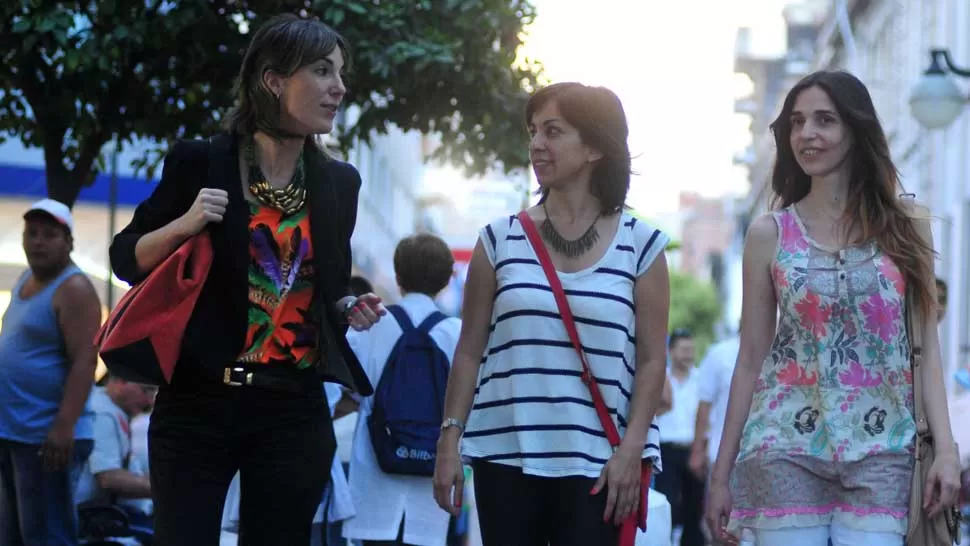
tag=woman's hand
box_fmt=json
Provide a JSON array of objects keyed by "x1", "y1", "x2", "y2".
[
  {"x1": 177, "y1": 188, "x2": 228, "y2": 236},
  {"x1": 705, "y1": 477, "x2": 734, "y2": 544},
  {"x1": 924, "y1": 450, "x2": 961, "y2": 517},
  {"x1": 432, "y1": 432, "x2": 465, "y2": 516},
  {"x1": 347, "y1": 293, "x2": 385, "y2": 331},
  {"x1": 591, "y1": 443, "x2": 642, "y2": 525}
]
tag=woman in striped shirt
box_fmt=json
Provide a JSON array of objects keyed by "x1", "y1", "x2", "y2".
[{"x1": 432, "y1": 82, "x2": 671, "y2": 545}]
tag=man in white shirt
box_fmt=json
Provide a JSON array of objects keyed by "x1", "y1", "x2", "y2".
[
  {"x1": 689, "y1": 332, "x2": 740, "y2": 545},
  {"x1": 654, "y1": 329, "x2": 703, "y2": 546},
  {"x1": 688, "y1": 332, "x2": 741, "y2": 483},
  {"x1": 75, "y1": 377, "x2": 156, "y2": 533},
  {"x1": 342, "y1": 234, "x2": 461, "y2": 546}
]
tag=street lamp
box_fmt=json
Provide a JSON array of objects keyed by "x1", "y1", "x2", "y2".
[{"x1": 910, "y1": 49, "x2": 970, "y2": 130}]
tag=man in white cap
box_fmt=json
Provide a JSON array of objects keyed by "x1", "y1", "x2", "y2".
[{"x1": 0, "y1": 198, "x2": 101, "y2": 545}]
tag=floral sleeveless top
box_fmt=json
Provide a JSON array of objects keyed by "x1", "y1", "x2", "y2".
[
  {"x1": 729, "y1": 207, "x2": 917, "y2": 533},
  {"x1": 738, "y1": 207, "x2": 915, "y2": 462},
  {"x1": 237, "y1": 203, "x2": 320, "y2": 369}
]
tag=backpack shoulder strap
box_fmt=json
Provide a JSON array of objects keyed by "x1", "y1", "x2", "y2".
[
  {"x1": 416, "y1": 310, "x2": 448, "y2": 335},
  {"x1": 387, "y1": 305, "x2": 414, "y2": 331}
]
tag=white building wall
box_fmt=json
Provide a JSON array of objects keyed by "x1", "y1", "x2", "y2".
[
  {"x1": 927, "y1": 0, "x2": 970, "y2": 400},
  {"x1": 344, "y1": 122, "x2": 425, "y2": 300}
]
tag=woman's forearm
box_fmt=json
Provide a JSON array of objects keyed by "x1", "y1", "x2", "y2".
[
  {"x1": 438, "y1": 353, "x2": 483, "y2": 447},
  {"x1": 620, "y1": 357, "x2": 666, "y2": 452},
  {"x1": 710, "y1": 364, "x2": 761, "y2": 483},
  {"x1": 133, "y1": 216, "x2": 191, "y2": 275},
  {"x1": 921, "y1": 351, "x2": 958, "y2": 457}
]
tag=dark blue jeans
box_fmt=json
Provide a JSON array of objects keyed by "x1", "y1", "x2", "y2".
[
  {"x1": 0, "y1": 437, "x2": 94, "y2": 546},
  {"x1": 120, "y1": 504, "x2": 154, "y2": 539}
]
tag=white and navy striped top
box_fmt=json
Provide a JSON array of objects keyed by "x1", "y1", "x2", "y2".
[{"x1": 461, "y1": 212, "x2": 670, "y2": 478}]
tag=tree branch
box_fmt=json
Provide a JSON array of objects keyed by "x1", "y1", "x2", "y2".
[{"x1": 15, "y1": 54, "x2": 47, "y2": 123}]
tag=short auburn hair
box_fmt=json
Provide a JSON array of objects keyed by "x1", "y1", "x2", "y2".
[
  {"x1": 394, "y1": 233, "x2": 455, "y2": 296},
  {"x1": 525, "y1": 82, "x2": 632, "y2": 214}
]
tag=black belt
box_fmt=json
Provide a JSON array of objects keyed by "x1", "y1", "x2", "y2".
[{"x1": 222, "y1": 365, "x2": 316, "y2": 393}]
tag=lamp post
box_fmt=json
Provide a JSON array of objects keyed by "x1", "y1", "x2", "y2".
[{"x1": 910, "y1": 48, "x2": 970, "y2": 130}]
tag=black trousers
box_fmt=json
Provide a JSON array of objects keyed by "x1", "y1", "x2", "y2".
[
  {"x1": 148, "y1": 372, "x2": 333, "y2": 546},
  {"x1": 472, "y1": 460, "x2": 619, "y2": 546},
  {"x1": 654, "y1": 442, "x2": 705, "y2": 546}
]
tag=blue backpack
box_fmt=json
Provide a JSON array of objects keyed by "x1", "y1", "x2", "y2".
[{"x1": 368, "y1": 305, "x2": 451, "y2": 476}]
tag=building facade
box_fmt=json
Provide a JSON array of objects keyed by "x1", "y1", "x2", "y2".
[
  {"x1": 338, "y1": 108, "x2": 427, "y2": 300},
  {"x1": 677, "y1": 192, "x2": 735, "y2": 321},
  {"x1": 728, "y1": 0, "x2": 829, "y2": 333}
]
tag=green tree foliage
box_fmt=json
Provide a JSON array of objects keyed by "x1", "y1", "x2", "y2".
[
  {"x1": 0, "y1": 0, "x2": 540, "y2": 206},
  {"x1": 668, "y1": 269, "x2": 722, "y2": 357}
]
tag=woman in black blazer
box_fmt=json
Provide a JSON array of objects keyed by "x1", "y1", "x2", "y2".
[{"x1": 109, "y1": 14, "x2": 384, "y2": 546}]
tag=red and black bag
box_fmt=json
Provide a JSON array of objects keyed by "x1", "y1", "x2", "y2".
[
  {"x1": 95, "y1": 231, "x2": 213, "y2": 385},
  {"x1": 518, "y1": 210, "x2": 651, "y2": 546}
]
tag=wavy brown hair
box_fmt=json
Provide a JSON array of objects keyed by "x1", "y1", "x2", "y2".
[{"x1": 769, "y1": 70, "x2": 936, "y2": 316}]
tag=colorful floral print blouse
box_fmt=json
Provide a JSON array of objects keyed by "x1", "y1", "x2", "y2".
[{"x1": 237, "y1": 203, "x2": 320, "y2": 369}]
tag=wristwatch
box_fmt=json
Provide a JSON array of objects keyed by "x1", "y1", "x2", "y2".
[
  {"x1": 341, "y1": 297, "x2": 359, "y2": 322},
  {"x1": 440, "y1": 417, "x2": 465, "y2": 435}
]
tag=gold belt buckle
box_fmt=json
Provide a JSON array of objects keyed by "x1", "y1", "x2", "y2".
[{"x1": 224, "y1": 367, "x2": 245, "y2": 387}]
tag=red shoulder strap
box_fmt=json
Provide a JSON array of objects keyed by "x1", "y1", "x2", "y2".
[{"x1": 516, "y1": 211, "x2": 622, "y2": 448}]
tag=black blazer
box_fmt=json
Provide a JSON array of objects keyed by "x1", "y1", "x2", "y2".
[{"x1": 109, "y1": 132, "x2": 373, "y2": 396}]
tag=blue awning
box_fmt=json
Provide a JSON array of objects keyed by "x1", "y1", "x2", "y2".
[{"x1": 0, "y1": 163, "x2": 159, "y2": 207}]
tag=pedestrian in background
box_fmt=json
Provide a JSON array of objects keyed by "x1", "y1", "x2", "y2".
[
  {"x1": 343, "y1": 234, "x2": 461, "y2": 546},
  {"x1": 654, "y1": 329, "x2": 704, "y2": 545},
  {"x1": 0, "y1": 199, "x2": 100, "y2": 546}
]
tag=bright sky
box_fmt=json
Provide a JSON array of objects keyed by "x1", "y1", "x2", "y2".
[{"x1": 518, "y1": 0, "x2": 792, "y2": 217}]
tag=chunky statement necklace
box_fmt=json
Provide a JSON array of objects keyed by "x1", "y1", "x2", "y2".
[
  {"x1": 538, "y1": 202, "x2": 602, "y2": 258},
  {"x1": 243, "y1": 137, "x2": 307, "y2": 215}
]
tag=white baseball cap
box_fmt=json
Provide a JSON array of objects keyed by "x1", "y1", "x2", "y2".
[{"x1": 24, "y1": 198, "x2": 74, "y2": 233}]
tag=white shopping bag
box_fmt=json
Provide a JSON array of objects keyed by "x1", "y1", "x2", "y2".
[{"x1": 636, "y1": 488, "x2": 672, "y2": 546}]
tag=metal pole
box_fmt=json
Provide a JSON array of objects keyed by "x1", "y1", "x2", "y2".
[{"x1": 106, "y1": 140, "x2": 119, "y2": 309}]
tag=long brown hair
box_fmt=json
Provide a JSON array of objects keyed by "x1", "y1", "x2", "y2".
[
  {"x1": 769, "y1": 70, "x2": 936, "y2": 316},
  {"x1": 525, "y1": 82, "x2": 632, "y2": 215},
  {"x1": 223, "y1": 14, "x2": 350, "y2": 142}
]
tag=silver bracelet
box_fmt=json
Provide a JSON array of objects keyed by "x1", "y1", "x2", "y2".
[{"x1": 440, "y1": 417, "x2": 465, "y2": 434}]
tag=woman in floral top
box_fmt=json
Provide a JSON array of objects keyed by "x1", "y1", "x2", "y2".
[{"x1": 704, "y1": 70, "x2": 961, "y2": 546}]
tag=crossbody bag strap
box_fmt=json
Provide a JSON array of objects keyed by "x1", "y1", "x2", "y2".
[
  {"x1": 517, "y1": 211, "x2": 622, "y2": 448},
  {"x1": 899, "y1": 193, "x2": 930, "y2": 440},
  {"x1": 906, "y1": 288, "x2": 929, "y2": 439}
]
